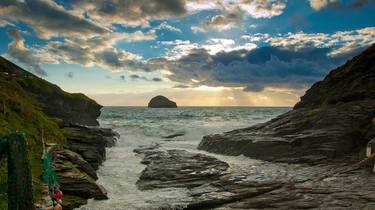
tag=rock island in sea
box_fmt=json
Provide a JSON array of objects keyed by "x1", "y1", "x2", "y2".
[{"x1": 148, "y1": 95, "x2": 178, "y2": 108}]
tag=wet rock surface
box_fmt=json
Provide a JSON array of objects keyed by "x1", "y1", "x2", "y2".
[
  {"x1": 136, "y1": 146, "x2": 375, "y2": 209},
  {"x1": 136, "y1": 149, "x2": 229, "y2": 190},
  {"x1": 163, "y1": 133, "x2": 185, "y2": 139},
  {"x1": 54, "y1": 126, "x2": 119, "y2": 210},
  {"x1": 63, "y1": 125, "x2": 119, "y2": 170},
  {"x1": 198, "y1": 44, "x2": 375, "y2": 163}
]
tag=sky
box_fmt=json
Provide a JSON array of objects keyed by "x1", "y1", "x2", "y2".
[{"x1": 0, "y1": 0, "x2": 374, "y2": 106}]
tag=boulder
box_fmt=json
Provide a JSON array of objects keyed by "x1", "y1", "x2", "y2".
[
  {"x1": 148, "y1": 95, "x2": 177, "y2": 108},
  {"x1": 198, "y1": 44, "x2": 375, "y2": 164}
]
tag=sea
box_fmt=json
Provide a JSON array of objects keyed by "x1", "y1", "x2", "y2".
[{"x1": 77, "y1": 107, "x2": 290, "y2": 210}]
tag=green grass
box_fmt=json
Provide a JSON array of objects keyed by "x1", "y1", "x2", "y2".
[{"x1": 0, "y1": 74, "x2": 66, "y2": 209}]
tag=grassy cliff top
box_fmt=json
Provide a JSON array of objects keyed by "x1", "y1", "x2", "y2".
[
  {"x1": 0, "y1": 56, "x2": 100, "y2": 108},
  {"x1": 0, "y1": 56, "x2": 102, "y2": 209}
]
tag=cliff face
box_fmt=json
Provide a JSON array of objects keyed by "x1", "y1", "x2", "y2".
[
  {"x1": 0, "y1": 56, "x2": 101, "y2": 126},
  {"x1": 199, "y1": 44, "x2": 375, "y2": 163},
  {"x1": 294, "y1": 45, "x2": 375, "y2": 109},
  {"x1": 0, "y1": 56, "x2": 118, "y2": 210}
]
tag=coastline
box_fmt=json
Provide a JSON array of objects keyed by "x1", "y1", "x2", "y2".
[
  {"x1": 133, "y1": 44, "x2": 375, "y2": 209},
  {"x1": 0, "y1": 56, "x2": 119, "y2": 210}
]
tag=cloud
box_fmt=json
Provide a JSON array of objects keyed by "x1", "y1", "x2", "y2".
[
  {"x1": 0, "y1": 19, "x2": 15, "y2": 27},
  {"x1": 264, "y1": 27, "x2": 375, "y2": 56},
  {"x1": 152, "y1": 77, "x2": 163, "y2": 82},
  {"x1": 162, "y1": 38, "x2": 256, "y2": 60},
  {"x1": 6, "y1": 29, "x2": 47, "y2": 76},
  {"x1": 308, "y1": 0, "x2": 375, "y2": 10},
  {"x1": 151, "y1": 28, "x2": 373, "y2": 91},
  {"x1": 153, "y1": 44, "x2": 361, "y2": 92},
  {"x1": 192, "y1": 12, "x2": 243, "y2": 32},
  {"x1": 173, "y1": 84, "x2": 191, "y2": 88},
  {"x1": 190, "y1": 0, "x2": 286, "y2": 32},
  {"x1": 0, "y1": 0, "x2": 108, "y2": 39},
  {"x1": 309, "y1": 0, "x2": 339, "y2": 10},
  {"x1": 73, "y1": 0, "x2": 187, "y2": 27},
  {"x1": 155, "y1": 21, "x2": 182, "y2": 32},
  {"x1": 128, "y1": 74, "x2": 163, "y2": 82},
  {"x1": 43, "y1": 31, "x2": 154, "y2": 72},
  {"x1": 243, "y1": 84, "x2": 265, "y2": 92},
  {"x1": 187, "y1": 0, "x2": 287, "y2": 19},
  {"x1": 156, "y1": 26, "x2": 374, "y2": 92}
]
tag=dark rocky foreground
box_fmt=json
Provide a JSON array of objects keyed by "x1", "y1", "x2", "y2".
[
  {"x1": 136, "y1": 45, "x2": 375, "y2": 209},
  {"x1": 136, "y1": 147, "x2": 375, "y2": 209}
]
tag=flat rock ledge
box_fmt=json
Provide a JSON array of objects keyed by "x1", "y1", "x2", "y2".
[{"x1": 136, "y1": 146, "x2": 375, "y2": 210}]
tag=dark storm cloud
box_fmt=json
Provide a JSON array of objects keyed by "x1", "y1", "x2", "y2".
[
  {"x1": 152, "y1": 77, "x2": 162, "y2": 82},
  {"x1": 6, "y1": 29, "x2": 47, "y2": 76},
  {"x1": 74, "y1": 0, "x2": 187, "y2": 26},
  {"x1": 0, "y1": 0, "x2": 108, "y2": 39},
  {"x1": 243, "y1": 84, "x2": 265, "y2": 92},
  {"x1": 173, "y1": 84, "x2": 191, "y2": 88},
  {"x1": 130, "y1": 74, "x2": 141, "y2": 79},
  {"x1": 162, "y1": 46, "x2": 356, "y2": 92},
  {"x1": 128, "y1": 74, "x2": 163, "y2": 82}
]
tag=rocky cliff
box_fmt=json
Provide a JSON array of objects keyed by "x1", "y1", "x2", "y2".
[
  {"x1": 199, "y1": 44, "x2": 375, "y2": 163},
  {"x1": 0, "y1": 56, "x2": 118, "y2": 210},
  {"x1": 0, "y1": 56, "x2": 101, "y2": 126}
]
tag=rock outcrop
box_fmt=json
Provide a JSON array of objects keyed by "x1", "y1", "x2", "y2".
[
  {"x1": 63, "y1": 125, "x2": 119, "y2": 170},
  {"x1": 136, "y1": 149, "x2": 229, "y2": 190},
  {"x1": 0, "y1": 56, "x2": 119, "y2": 210},
  {"x1": 198, "y1": 44, "x2": 375, "y2": 163},
  {"x1": 0, "y1": 56, "x2": 101, "y2": 126},
  {"x1": 136, "y1": 146, "x2": 375, "y2": 209},
  {"x1": 56, "y1": 125, "x2": 118, "y2": 209},
  {"x1": 148, "y1": 95, "x2": 177, "y2": 108}
]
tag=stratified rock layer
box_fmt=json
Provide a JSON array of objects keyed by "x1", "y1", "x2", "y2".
[
  {"x1": 136, "y1": 147, "x2": 375, "y2": 209},
  {"x1": 57, "y1": 126, "x2": 118, "y2": 210},
  {"x1": 199, "y1": 44, "x2": 375, "y2": 163},
  {"x1": 148, "y1": 95, "x2": 177, "y2": 108},
  {"x1": 137, "y1": 150, "x2": 229, "y2": 190}
]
